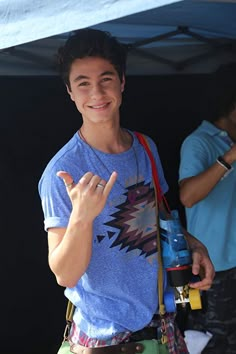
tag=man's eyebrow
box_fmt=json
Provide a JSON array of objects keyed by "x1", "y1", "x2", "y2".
[
  {"x1": 73, "y1": 75, "x2": 89, "y2": 83},
  {"x1": 101, "y1": 71, "x2": 115, "y2": 77},
  {"x1": 73, "y1": 71, "x2": 115, "y2": 83}
]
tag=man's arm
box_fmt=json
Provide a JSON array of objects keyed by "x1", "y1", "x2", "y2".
[
  {"x1": 159, "y1": 200, "x2": 215, "y2": 291},
  {"x1": 47, "y1": 170, "x2": 117, "y2": 288},
  {"x1": 179, "y1": 144, "x2": 236, "y2": 208},
  {"x1": 183, "y1": 229, "x2": 215, "y2": 290}
]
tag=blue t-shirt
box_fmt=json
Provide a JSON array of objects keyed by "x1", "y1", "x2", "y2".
[
  {"x1": 38, "y1": 129, "x2": 168, "y2": 339},
  {"x1": 179, "y1": 120, "x2": 236, "y2": 272}
]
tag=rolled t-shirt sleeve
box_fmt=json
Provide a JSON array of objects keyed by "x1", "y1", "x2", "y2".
[
  {"x1": 179, "y1": 135, "x2": 210, "y2": 182},
  {"x1": 38, "y1": 169, "x2": 72, "y2": 231}
]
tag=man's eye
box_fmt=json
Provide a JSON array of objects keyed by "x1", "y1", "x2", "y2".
[
  {"x1": 102, "y1": 77, "x2": 112, "y2": 82},
  {"x1": 79, "y1": 82, "x2": 89, "y2": 87}
]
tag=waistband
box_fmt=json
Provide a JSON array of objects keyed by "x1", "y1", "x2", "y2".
[
  {"x1": 70, "y1": 313, "x2": 166, "y2": 347},
  {"x1": 70, "y1": 341, "x2": 145, "y2": 354}
]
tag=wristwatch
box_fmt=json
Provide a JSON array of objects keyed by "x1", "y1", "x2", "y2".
[{"x1": 216, "y1": 156, "x2": 232, "y2": 170}]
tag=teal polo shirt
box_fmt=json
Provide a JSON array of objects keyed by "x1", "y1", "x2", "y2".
[{"x1": 179, "y1": 120, "x2": 236, "y2": 271}]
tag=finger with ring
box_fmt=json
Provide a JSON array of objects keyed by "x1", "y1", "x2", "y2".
[
  {"x1": 96, "y1": 182, "x2": 105, "y2": 189},
  {"x1": 65, "y1": 180, "x2": 74, "y2": 188}
]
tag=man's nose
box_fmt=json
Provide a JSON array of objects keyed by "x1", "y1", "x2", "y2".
[{"x1": 90, "y1": 83, "x2": 104, "y2": 98}]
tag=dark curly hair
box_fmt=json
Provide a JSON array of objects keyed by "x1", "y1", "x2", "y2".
[{"x1": 57, "y1": 28, "x2": 128, "y2": 90}]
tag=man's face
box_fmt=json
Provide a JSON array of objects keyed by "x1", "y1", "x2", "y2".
[{"x1": 67, "y1": 56, "x2": 125, "y2": 123}]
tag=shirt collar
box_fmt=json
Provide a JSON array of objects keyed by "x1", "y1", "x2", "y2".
[
  {"x1": 201, "y1": 120, "x2": 225, "y2": 137},
  {"x1": 200, "y1": 120, "x2": 233, "y2": 146}
]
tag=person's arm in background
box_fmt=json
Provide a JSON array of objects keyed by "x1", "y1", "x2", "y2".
[{"x1": 179, "y1": 144, "x2": 236, "y2": 208}]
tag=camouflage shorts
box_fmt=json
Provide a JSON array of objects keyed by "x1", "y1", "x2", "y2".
[{"x1": 186, "y1": 267, "x2": 236, "y2": 354}]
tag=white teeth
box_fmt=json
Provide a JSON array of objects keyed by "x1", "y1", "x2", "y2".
[{"x1": 92, "y1": 103, "x2": 107, "y2": 109}]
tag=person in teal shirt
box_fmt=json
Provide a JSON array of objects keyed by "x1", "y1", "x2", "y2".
[{"x1": 179, "y1": 64, "x2": 236, "y2": 353}]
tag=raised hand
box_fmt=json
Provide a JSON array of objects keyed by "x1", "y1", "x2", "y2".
[{"x1": 56, "y1": 170, "x2": 118, "y2": 222}]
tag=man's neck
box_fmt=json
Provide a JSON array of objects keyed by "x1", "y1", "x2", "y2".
[{"x1": 79, "y1": 126, "x2": 132, "y2": 153}]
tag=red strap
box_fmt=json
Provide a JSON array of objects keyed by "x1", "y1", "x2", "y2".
[{"x1": 134, "y1": 131, "x2": 170, "y2": 212}]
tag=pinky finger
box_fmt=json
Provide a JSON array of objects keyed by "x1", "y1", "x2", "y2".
[{"x1": 103, "y1": 172, "x2": 118, "y2": 195}]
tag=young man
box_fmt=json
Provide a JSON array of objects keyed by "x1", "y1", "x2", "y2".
[
  {"x1": 38, "y1": 29, "x2": 214, "y2": 354},
  {"x1": 178, "y1": 64, "x2": 236, "y2": 353}
]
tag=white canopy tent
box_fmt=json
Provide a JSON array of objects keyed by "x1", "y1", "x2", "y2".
[
  {"x1": 1, "y1": 0, "x2": 236, "y2": 76},
  {"x1": 0, "y1": 0, "x2": 177, "y2": 49}
]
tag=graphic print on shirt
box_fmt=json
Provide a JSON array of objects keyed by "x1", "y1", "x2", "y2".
[{"x1": 96, "y1": 182, "x2": 157, "y2": 260}]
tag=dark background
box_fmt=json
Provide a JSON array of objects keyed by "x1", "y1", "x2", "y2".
[{"x1": 0, "y1": 73, "x2": 212, "y2": 354}]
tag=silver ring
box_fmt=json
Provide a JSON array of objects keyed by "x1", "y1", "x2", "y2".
[
  {"x1": 65, "y1": 180, "x2": 74, "y2": 188},
  {"x1": 96, "y1": 183, "x2": 105, "y2": 188}
]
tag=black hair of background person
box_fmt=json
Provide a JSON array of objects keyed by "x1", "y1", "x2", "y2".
[
  {"x1": 0, "y1": 73, "x2": 211, "y2": 354},
  {"x1": 206, "y1": 62, "x2": 236, "y2": 123}
]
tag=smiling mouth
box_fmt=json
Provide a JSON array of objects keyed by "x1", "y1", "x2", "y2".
[{"x1": 90, "y1": 103, "x2": 109, "y2": 109}]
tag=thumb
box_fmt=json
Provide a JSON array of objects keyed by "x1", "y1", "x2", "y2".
[
  {"x1": 191, "y1": 251, "x2": 201, "y2": 276},
  {"x1": 56, "y1": 170, "x2": 74, "y2": 187}
]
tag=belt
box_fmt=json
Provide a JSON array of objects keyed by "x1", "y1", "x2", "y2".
[
  {"x1": 129, "y1": 326, "x2": 160, "y2": 342},
  {"x1": 69, "y1": 326, "x2": 160, "y2": 354},
  {"x1": 70, "y1": 341, "x2": 144, "y2": 354}
]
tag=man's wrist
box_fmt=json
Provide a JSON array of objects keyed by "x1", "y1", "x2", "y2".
[
  {"x1": 216, "y1": 156, "x2": 232, "y2": 171},
  {"x1": 216, "y1": 155, "x2": 234, "y2": 180}
]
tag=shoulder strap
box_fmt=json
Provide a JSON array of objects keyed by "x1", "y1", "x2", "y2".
[
  {"x1": 62, "y1": 300, "x2": 75, "y2": 342},
  {"x1": 134, "y1": 132, "x2": 170, "y2": 212},
  {"x1": 134, "y1": 131, "x2": 167, "y2": 317},
  {"x1": 66, "y1": 300, "x2": 75, "y2": 322},
  {"x1": 134, "y1": 132, "x2": 163, "y2": 204}
]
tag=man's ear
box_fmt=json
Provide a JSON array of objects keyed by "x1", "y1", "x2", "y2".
[
  {"x1": 121, "y1": 75, "x2": 125, "y2": 92},
  {"x1": 66, "y1": 85, "x2": 75, "y2": 102}
]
